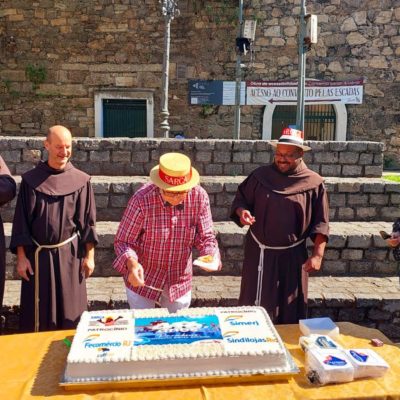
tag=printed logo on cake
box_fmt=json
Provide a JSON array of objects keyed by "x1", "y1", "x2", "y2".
[
  {"x1": 349, "y1": 350, "x2": 369, "y2": 363},
  {"x1": 83, "y1": 334, "x2": 132, "y2": 348},
  {"x1": 87, "y1": 313, "x2": 130, "y2": 332},
  {"x1": 216, "y1": 309, "x2": 278, "y2": 352},
  {"x1": 323, "y1": 355, "x2": 348, "y2": 366},
  {"x1": 134, "y1": 315, "x2": 223, "y2": 346},
  {"x1": 82, "y1": 333, "x2": 132, "y2": 359}
]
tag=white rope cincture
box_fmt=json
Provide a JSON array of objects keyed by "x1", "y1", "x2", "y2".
[
  {"x1": 32, "y1": 233, "x2": 78, "y2": 332},
  {"x1": 249, "y1": 229, "x2": 305, "y2": 307}
]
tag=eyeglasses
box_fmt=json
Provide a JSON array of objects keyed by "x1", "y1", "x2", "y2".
[
  {"x1": 274, "y1": 152, "x2": 301, "y2": 160},
  {"x1": 162, "y1": 190, "x2": 189, "y2": 197}
]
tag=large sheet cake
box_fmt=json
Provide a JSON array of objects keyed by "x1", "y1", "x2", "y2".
[{"x1": 63, "y1": 306, "x2": 297, "y2": 384}]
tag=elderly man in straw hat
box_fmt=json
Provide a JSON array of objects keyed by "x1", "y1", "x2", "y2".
[
  {"x1": 113, "y1": 152, "x2": 221, "y2": 312},
  {"x1": 231, "y1": 127, "x2": 329, "y2": 324}
]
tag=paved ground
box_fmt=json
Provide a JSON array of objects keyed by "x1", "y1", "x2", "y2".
[
  {"x1": 4, "y1": 275, "x2": 400, "y2": 308},
  {"x1": 3, "y1": 274, "x2": 400, "y2": 341}
]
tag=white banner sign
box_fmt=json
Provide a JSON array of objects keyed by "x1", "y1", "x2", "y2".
[{"x1": 247, "y1": 79, "x2": 364, "y2": 105}]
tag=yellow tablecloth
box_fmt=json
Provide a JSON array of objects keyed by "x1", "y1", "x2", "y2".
[{"x1": 1, "y1": 322, "x2": 399, "y2": 400}]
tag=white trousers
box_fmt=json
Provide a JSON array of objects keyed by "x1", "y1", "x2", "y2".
[{"x1": 126, "y1": 286, "x2": 191, "y2": 313}]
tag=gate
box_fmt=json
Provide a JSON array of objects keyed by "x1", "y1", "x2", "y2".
[
  {"x1": 272, "y1": 104, "x2": 336, "y2": 140},
  {"x1": 103, "y1": 99, "x2": 147, "y2": 138}
]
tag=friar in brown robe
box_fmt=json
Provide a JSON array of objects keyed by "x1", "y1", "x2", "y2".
[
  {"x1": 231, "y1": 128, "x2": 329, "y2": 324},
  {"x1": 10, "y1": 126, "x2": 98, "y2": 332},
  {"x1": 0, "y1": 156, "x2": 16, "y2": 308}
]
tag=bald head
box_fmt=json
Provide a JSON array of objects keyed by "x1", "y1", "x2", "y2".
[
  {"x1": 46, "y1": 125, "x2": 72, "y2": 142},
  {"x1": 44, "y1": 125, "x2": 72, "y2": 170}
]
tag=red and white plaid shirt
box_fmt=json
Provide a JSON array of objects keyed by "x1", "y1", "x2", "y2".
[{"x1": 113, "y1": 183, "x2": 219, "y2": 302}]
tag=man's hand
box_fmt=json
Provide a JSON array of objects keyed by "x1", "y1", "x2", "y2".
[
  {"x1": 387, "y1": 238, "x2": 400, "y2": 247},
  {"x1": 303, "y1": 233, "x2": 327, "y2": 273},
  {"x1": 237, "y1": 208, "x2": 256, "y2": 226},
  {"x1": 127, "y1": 258, "x2": 145, "y2": 287},
  {"x1": 83, "y1": 242, "x2": 95, "y2": 278},
  {"x1": 16, "y1": 256, "x2": 34, "y2": 281},
  {"x1": 386, "y1": 232, "x2": 400, "y2": 248},
  {"x1": 82, "y1": 257, "x2": 95, "y2": 278},
  {"x1": 302, "y1": 255, "x2": 323, "y2": 273}
]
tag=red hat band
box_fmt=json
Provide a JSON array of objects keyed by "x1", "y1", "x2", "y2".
[{"x1": 159, "y1": 168, "x2": 192, "y2": 186}]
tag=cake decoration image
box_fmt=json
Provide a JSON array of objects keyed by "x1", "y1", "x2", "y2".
[
  {"x1": 96, "y1": 315, "x2": 124, "y2": 326},
  {"x1": 224, "y1": 314, "x2": 243, "y2": 322},
  {"x1": 134, "y1": 315, "x2": 223, "y2": 345},
  {"x1": 83, "y1": 333, "x2": 100, "y2": 343},
  {"x1": 97, "y1": 347, "x2": 110, "y2": 357}
]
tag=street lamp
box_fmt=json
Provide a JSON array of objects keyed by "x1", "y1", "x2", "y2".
[
  {"x1": 295, "y1": 1, "x2": 317, "y2": 133},
  {"x1": 295, "y1": 0, "x2": 307, "y2": 132},
  {"x1": 233, "y1": 0, "x2": 244, "y2": 140},
  {"x1": 160, "y1": 0, "x2": 179, "y2": 138},
  {"x1": 233, "y1": 2, "x2": 256, "y2": 140}
]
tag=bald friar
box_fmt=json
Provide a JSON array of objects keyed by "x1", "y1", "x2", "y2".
[{"x1": 10, "y1": 125, "x2": 98, "y2": 332}]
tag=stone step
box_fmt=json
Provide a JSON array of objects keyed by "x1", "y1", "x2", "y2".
[
  {"x1": 1, "y1": 137, "x2": 383, "y2": 178},
  {"x1": 1, "y1": 176, "x2": 399, "y2": 223},
  {"x1": 2, "y1": 276, "x2": 400, "y2": 341},
  {"x1": 3, "y1": 220, "x2": 398, "y2": 278}
]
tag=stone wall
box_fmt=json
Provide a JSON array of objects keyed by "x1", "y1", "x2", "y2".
[
  {"x1": 0, "y1": 1, "x2": 399, "y2": 165},
  {"x1": 3, "y1": 220, "x2": 398, "y2": 280},
  {"x1": 0, "y1": 137, "x2": 384, "y2": 177},
  {"x1": 2, "y1": 175, "x2": 400, "y2": 224}
]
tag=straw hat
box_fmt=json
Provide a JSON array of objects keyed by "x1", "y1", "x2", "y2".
[
  {"x1": 150, "y1": 153, "x2": 200, "y2": 192},
  {"x1": 270, "y1": 127, "x2": 311, "y2": 151}
]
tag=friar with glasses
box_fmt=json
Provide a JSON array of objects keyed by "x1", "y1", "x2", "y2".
[
  {"x1": 113, "y1": 152, "x2": 221, "y2": 312},
  {"x1": 231, "y1": 127, "x2": 329, "y2": 324}
]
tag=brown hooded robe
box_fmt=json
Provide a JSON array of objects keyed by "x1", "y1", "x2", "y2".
[
  {"x1": 10, "y1": 161, "x2": 98, "y2": 332},
  {"x1": 0, "y1": 156, "x2": 16, "y2": 308},
  {"x1": 231, "y1": 160, "x2": 329, "y2": 324}
]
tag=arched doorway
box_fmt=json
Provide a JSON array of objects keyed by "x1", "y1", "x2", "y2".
[
  {"x1": 262, "y1": 102, "x2": 347, "y2": 141},
  {"x1": 272, "y1": 104, "x2": 336, "y2": 140}
]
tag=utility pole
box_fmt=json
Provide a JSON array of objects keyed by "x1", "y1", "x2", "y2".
[
  {"x1": 295, "y1": 0, "x2": 306, "y2": 132},
  {"x1": 160, "y1": 0, "x2": 179, "y2": 138},
  {"x1": 233, "y1": 0, "x2": 244, "y2": 140}
]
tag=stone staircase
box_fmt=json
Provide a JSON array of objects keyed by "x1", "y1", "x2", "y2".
[{"x1": 1, "y1": 138, "x2": 400, "y2": 341}]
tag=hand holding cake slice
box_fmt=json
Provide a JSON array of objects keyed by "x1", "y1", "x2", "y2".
[{"x1": 193, "y1": 253, "x2": 220, "y2": 271}]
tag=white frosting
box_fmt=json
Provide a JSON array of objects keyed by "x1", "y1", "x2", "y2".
[
  {"x1": 216, "y1": 308, "x2": 284, "y2": 355},
  {"x1": 64, "y1": 306, "x2": 291, "y2": 383},
  {"x1": 67, "y1": 309, "x2": 134, "y2": 364}
]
